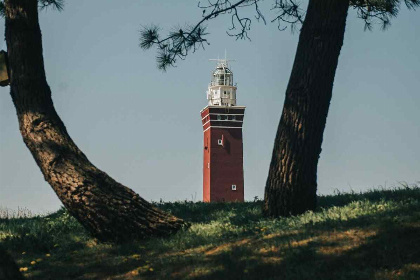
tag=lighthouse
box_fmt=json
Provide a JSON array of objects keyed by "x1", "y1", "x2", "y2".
[{"x1": 200, "y1": 59, "x2": 246, "y2": 202}]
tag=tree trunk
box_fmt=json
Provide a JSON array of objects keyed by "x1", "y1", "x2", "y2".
[
  {"x1": 4, "y1": 0, "x2": 186, "y2": 242},
  {"x1": 263, "y1": 0, "x2": 350, "y2": 217},
  {"x1": 0, "y1": 247, "x2": 25, "y2": 280}
]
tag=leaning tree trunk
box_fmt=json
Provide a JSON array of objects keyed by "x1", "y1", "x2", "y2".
[
  {"x1": 263, "y1": 0, "x2": 350, "y2": 217},
  {"x1": 4, "y1": 0, "x2": 186, "y2": 242},
  {"x1": 0, "y1": 247, "x2": 25, "y2": 280}
]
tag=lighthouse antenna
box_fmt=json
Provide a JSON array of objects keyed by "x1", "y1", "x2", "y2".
[{"x1": 209, "y1": 58, "x2": 235, "y2": 68}]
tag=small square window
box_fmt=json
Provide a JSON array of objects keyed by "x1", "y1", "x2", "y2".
[
  {"x1": 232, "y1": 185, "x2": 237, "y2": 191},
  {"x1": 232, "y1": 115, "x2": 236, "y2": 120},
  {"x1": 218, "y1": 139, "x2": 223, "y2": 145},
  {"x1": 217, "y1": 115, "x2": 221, "y2": 120}
]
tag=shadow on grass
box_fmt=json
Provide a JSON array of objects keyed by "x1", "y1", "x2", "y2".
[
  {"x1": 147, "y1": 193, "x2": 420, "y2": 280},
  {"x1": 155, "y1": 201, "x2": 264, "y2": 223},
  {"x1": 194, "y1": 222, "x2": 420, "y2": 280},
  {"x1": 2, "y1": 187, "x2": 419, "y2": 279},
  {"x1": 0, "y1": 208, "x2": 89, "y2": 253},
  {"x1": 20, "y1": 248, "x2": 151, "y2": 280}
]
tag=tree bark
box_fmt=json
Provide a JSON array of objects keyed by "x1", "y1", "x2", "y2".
[
  {"x1": 263, "y1": 0, "x2": 350, "y2": 217},
  {"x1": 0, "y1": 247, "x2": 24, "y2": 280},
  {"x1": 4, "y1": 0, "x2": 186, "y2": 242}
]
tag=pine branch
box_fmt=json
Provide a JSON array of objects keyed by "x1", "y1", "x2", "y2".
[
  {"x1": 140, "y1": 0, "x2": 255, "y2": 71},
  {"x1": 271, "y1": 0, "x2": 305, "y2": 33},
  {"x1": 39, "y1": 0, "x2": 65, "y2": 11},
  {"x1": 140, "y1": 0, "x2": 308, "y2": 70},
  {"x1": 351, "y1": 0, "x2": 420, "y2": 30}
]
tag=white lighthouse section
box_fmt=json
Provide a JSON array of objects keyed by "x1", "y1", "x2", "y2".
[{"x1": 207, "y1": 59, "x2": 237, "y2": 107}]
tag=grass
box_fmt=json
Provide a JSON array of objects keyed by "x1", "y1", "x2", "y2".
[{"x1": 1, "y1": 184, "x2": 420, "y2": 279}]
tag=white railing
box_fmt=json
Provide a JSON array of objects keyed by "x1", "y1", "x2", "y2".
[{"x1": 209, "y1": 80, "x2": 233, "y2": 86}]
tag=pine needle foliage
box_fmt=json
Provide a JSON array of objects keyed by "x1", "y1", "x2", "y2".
[
  {"x1": 38, "y1": 0, "x2": 64, "y2": 12},
  {"x1": 0, "y1": 0, "x2": 64, "y2": 17},
  {"x1": 351, "y1": 0, "x2": 420, "y2": 30},
  {"x1": 140, "y1": 0, "x2": 419, "y2": 70}
]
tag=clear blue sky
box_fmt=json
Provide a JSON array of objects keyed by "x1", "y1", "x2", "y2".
[{"x1": 0, "y1": 1, "x2": 419, "y2": 213}]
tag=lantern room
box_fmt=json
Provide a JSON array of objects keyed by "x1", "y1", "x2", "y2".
[
  {"x1": 207, "y1": 59, "x2": 237, "y2": 107},
  {"x1": 211, "y1": 63, "x2": 233, "y2": 86}
]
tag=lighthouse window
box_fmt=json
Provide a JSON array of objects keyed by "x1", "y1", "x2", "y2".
[{"x1": 232, "y1": 185, "x2": 237, "y2": 191}]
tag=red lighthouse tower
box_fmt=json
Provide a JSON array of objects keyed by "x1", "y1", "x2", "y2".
[{"x1": 200, "y1": 59, "x2": 245, "y2": 202}]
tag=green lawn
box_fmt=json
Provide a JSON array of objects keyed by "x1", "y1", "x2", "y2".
[{"x1": 1, "y1": 185, "x2": 420, "y2": 279}]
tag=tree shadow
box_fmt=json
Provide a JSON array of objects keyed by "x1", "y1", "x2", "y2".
[
  {"x1": 156, "y1": 201, "x2": 263, "y2": 223},
  {"x1": 20, "y1": 247, "x2": 151, "y2": 280},
  {"x1": 2, "y1": 188, "x2": 419, "y2": 279},
  {"x1": 152, "y1": 196, "x2": 420, "y2": 280}
]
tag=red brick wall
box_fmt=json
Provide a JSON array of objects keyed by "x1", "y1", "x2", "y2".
[
  {"x1": 201, "y1": 106, "x2": 245, "y2": 202},
  {"x1": 203, "y1": 128, "x2": 211, "y2": 202},
  {"x1": 209, "y1": 128, "x2": 244, "y2": 202}
]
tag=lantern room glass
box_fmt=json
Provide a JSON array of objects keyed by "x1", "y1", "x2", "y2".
[{"x1": 211, "y1": 66, "x2": 233, "y2": 86}]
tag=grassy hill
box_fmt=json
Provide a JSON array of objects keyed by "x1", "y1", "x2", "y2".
[{"x1": 1, "y1": 185, "x2": 419, "y2": 279}]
